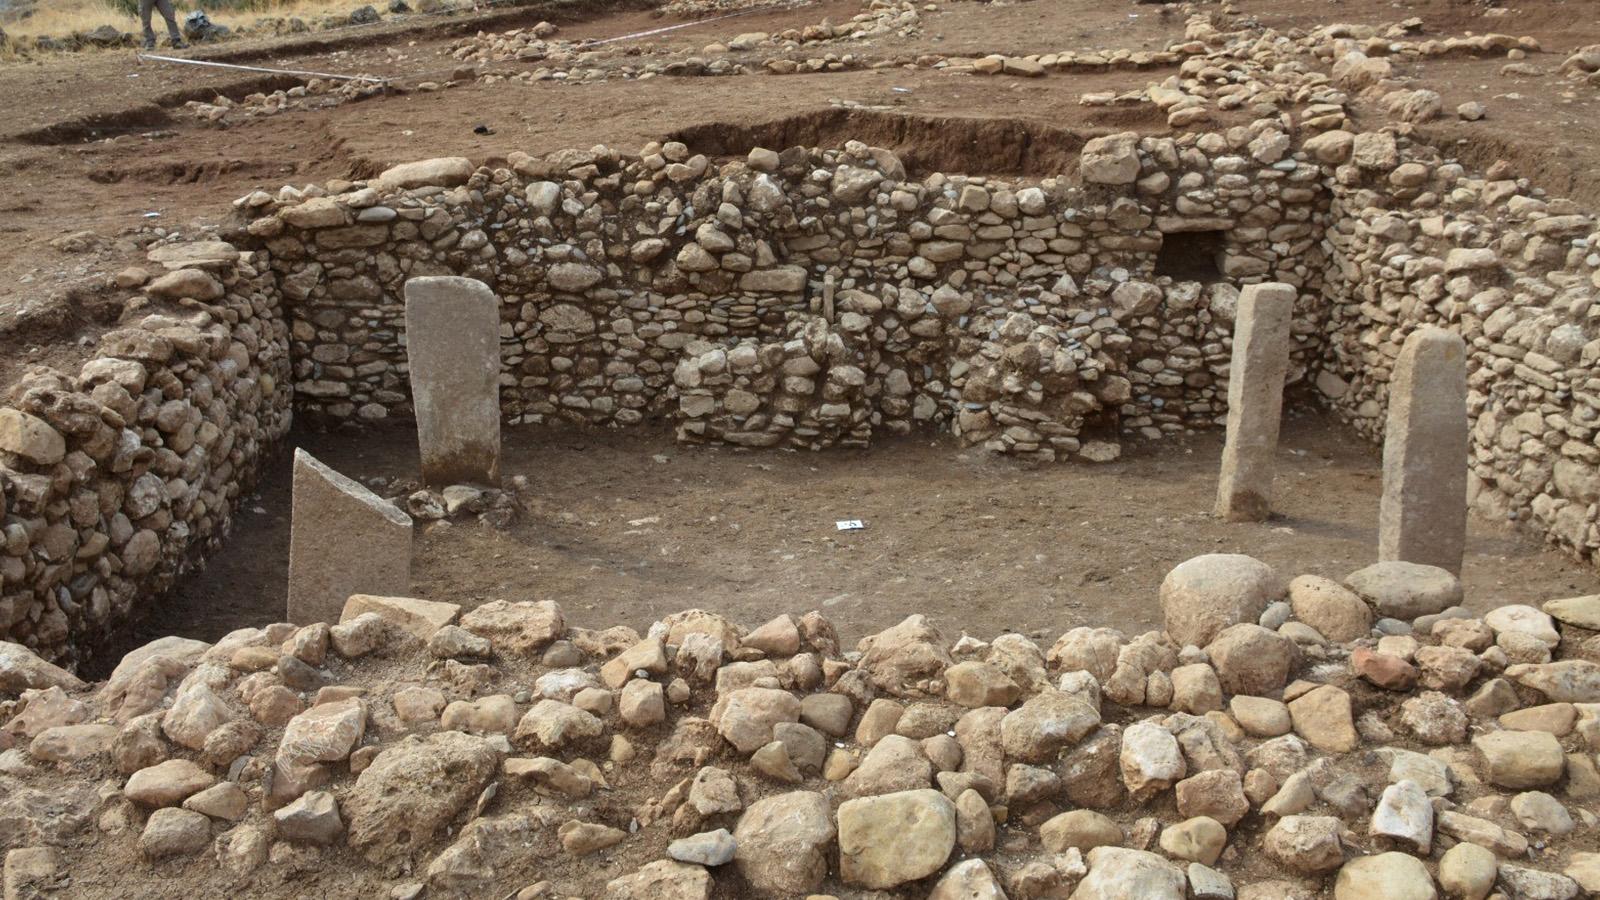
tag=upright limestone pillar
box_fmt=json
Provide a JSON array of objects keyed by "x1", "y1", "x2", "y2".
[
  {"x1": 287, "y1": 449, "x2": 412, "y2": 626},
  {"x1": 1379, "y1": 326, "x2": 1468, "y2": 574},
  {"x1": 1215, "y1": 282, "x2": 1297, "y2": 522},
  {"x1": 403, "y1": 276, "x2": 502, "y2": 485}
]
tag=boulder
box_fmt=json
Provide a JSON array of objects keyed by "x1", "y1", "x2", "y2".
[
  {"x1": 274, "y1": 790, "x2": 344, "y2": 845},
  {"x1": 1072, "y1": 847, "x2": 1186, "y2": 900},
  {"x1": 1344, "y1": 562, "x2": 1462, "y2": 620},
  {"x1": 514, "y1": 700, "x2": 603, "y2": 750},
  {"x1": 1473, "y1": 730, "x2": 1565, "y2": 788},
  {"x1": 1000, "y1": 689, "x2": 1101, "y2": 762},
  {"x1": 125, "y1": 759, "x2": 215, "y2": 807},
  {"x1": 1369, "y1": 779, "x2": 1433, "y2": 852},
  {"x1": 837, "y1": 789, "x2": 956, "y2": 888},
  {"x1": 667, "y1": 829, "x2": 736, "y2": 867},
  {"x1": 1160, "y1": 555, "x2": 1281, "y2": 648},
  {"x1": 1080, "y1": 133, "x2": 1143, "y2": 184},
  {"x1": 841, "y1": 734, "x2": 932, "y2": 797},
  {"x1": 1120, "y1": 720, "x2": 1185, "y2": 800},
  {"x1": 1288, "y1": 685, "x2": 1359, "y2": 752},
  {"x1": 1543, "y1": 595, "x2": 1600, "y2": 631},
  {"x1": 1333, "y1": 852, "x2": 1438, "y2": 900},
  {"x1": 1439, "y1": 842, "x2": 1497, "y2": 900},
  {"x1": 373, "y1": 157, "x2": 473, "y2": 192},
  {"x1": 732, "y1": 791, "x2": 835, "y2": 894},
  {"x1": 340, "y1": 594, "x2": 458, "y2": 640},
  {"x1": 604, "y1": 860, "x2": 713, "y2": 900},
  {"x1": 459, "y1": 600, "x2": 565, "y2": 653},
  {"x1": 0, "y1": 642, "x2": 84, "y2": 693},
  {"x1": 1041, "y1": 809, "x2": 1123, "y2": 852},
  {"x1": 1505, "y1": 661, "x2": 1600, "y2": 703},
  {"x1": 1206, "y1": 624, "x2": 1297, "y2": 695},
  {"x1": 1265, "y1": 815, "x2": 1345, "y2": 873},
  {"x1": 1288, "y1": 575, "x2": 1372, "y2": 642},
  {"x1": 945, "y1": 662, "x2": 1021, "y2": 708},
  {"x1": 858, "y1": 615, "x2": 954, "y2": 697},
  {"x1": 139, "y1": 808, "x2": 211, "y2": 858},
  {"x1": 929, "y1": 859, "x2": 1007, "y2": 900},
  {"x1": 715, "y1": 688, "x2": 800, "y2": 753}
]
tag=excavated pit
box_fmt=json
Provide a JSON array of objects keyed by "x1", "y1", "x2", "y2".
[{"x1": 668, "y1": 109, "x2": 1168, "y2": 177}]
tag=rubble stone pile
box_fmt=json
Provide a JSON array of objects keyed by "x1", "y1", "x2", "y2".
[
  {"x1": 182, "y1": 77, "x2": 389, "y2": 127},
  {"x1": 244, "y1": 132, "x2": 1331, "y2": 458},
  {"x1": 4, "y1": 556, "x2": 1600, "y2": 897}
]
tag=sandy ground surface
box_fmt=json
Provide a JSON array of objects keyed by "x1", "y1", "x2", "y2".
[{"x1": 112, "y1": 410, "x2": 1599, "y2": 674}]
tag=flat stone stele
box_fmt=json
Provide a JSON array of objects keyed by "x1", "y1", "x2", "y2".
[
  {"x1": 403, "y1": 275, "x2": 502, "y2": 485},
  {"x1": 1215, "y1": 282, "x2": 1297, "y2": 522},
  {"x1": 1378, "y1": 326, "x2": 1468, "y2": 574},
  {"x1": 287, "y1": 449, "x2": 413, "y2": 626}
]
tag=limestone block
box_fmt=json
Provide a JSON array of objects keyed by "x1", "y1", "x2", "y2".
[
  {"x1": 1215, "y1": 283, "x2": 1296, "y2": 522},
  {"x1": 1379, "y1": 327, "x2": 1468, "y2": 574},
  {"x1": 403, "y1": 276, "x2": 502, "y2": 485},
  {"x1": 288, "y1": 449, "x2": 412, "y2": 627}
]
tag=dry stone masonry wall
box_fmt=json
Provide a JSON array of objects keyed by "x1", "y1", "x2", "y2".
[
  {"x1": 252, "y1": 126, "x2": 1331, "y2": 461},
  {"x1": 241, "y1": 117, "x2": 1600, "y2": 566},
  {"x1": 1316, "y1": 132, "x2": 1600, "y2": 565},
  {"x1": 0, "y1": 245, "x2": 292, "y2": 669}
]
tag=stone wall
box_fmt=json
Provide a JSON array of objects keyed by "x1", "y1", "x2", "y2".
[
  {"x1": 0, "y1": 247, "x2": 292, "y2": 666},
  {"x1": 240, "y1": 120, "x2": 1600, "y2": 564},
  {"x1": 1314, "y1": 130, "x2": 1600, "y2": 564},
  {"x1": 248, "y1": 125, "x2": 1330, "y2": 462}
]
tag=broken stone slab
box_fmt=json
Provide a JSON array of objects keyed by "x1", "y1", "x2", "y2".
[
  {"x1": 403, "y1": 276, "x2": 502, "y2": 485},
  {"x1": 287, "y1": 449, "x2": 413, "y2": 627},
  {"x1": 340, "y1": 594, "x2": 461, "y2": 641},
  {"x1": 1378, "y1": 326, "x2": 1468, "y2": 574},
  {"x1": 1215, "y1": 282, "x2": 1297, "y2": 522}
]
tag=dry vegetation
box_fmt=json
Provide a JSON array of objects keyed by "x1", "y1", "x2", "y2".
[{"x1": 0, "y1": 0, "x2": 404, "y2": 50}]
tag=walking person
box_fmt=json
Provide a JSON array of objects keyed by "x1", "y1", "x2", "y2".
[{"x1": 139, "y1": 0, "x2": 188, "y2": 50}]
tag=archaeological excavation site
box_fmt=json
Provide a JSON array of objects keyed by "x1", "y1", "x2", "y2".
[{"x1": 5, "y1": 0, "x2": 1600, "y2": 896}]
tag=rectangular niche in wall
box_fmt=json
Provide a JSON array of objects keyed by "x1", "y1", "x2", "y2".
[{"x1": 1154, "y1": 230, "x2": 1225, "y2": 284}]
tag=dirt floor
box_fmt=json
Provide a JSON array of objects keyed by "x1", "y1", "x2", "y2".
[{"x1": 121, "y1": 409, "x2": 1599, "y2": 668}]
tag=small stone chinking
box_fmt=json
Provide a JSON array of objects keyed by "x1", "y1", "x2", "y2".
[{"x1": 4, "y1": 554, "x2": 1600, "y2": 897}]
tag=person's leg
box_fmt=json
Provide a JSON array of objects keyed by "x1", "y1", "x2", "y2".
[
  {"x1": 155, "y1": 0, "x2": 185, "y2": 46},
  {"x1": 138, "y1": 0, "x2": 158, "y2": 48}
]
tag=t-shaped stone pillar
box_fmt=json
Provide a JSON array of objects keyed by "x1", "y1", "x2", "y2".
[
  {"x1": 403, "y1": 276, "x2": 502, "y2": 485},
  {"x1": 287, "y1": 449, "x2": 412, "y2": 626},
  {"x1": 1379, "y1": 326, "x2": 1468, "y2": 574},
  {"x1": 1215, "y1": 282, "x2": 1297, "y2": 522}
]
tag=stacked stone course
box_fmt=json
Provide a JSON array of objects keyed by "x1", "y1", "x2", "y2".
[
  {"x1": 0, "y1": 246, "x2": 292, "y2": 668},
  {"x1": 251, "y1": 125, "x2": 1330, "y2": 460},
  {"x1": 1316, "y1": 135, "x2": 1600, "y2": 564}
]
